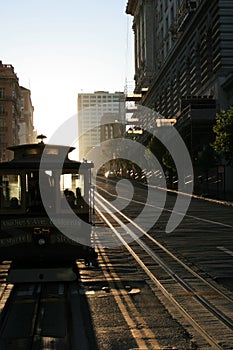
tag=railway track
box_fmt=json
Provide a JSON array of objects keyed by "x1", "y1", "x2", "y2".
[
  {"x1": 0, "y1": 278, "x2": 90, "y2": 350},
  {"x1": 0, "y1": 180, "x2": 232, "y2": 349},
  {"x1": 94, "y1": 188, "x2": 233, "y2": 350}
]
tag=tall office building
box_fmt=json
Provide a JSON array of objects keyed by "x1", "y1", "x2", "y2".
[{"x1": 77, "y1": 91, "x2": 125, "y2": 159}]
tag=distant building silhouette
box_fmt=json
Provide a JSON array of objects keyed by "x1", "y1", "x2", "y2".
[
  {"x1": 19, "y1": 86, "x2": 36, "y2": 145},
  {"x1": 77, "y1": 91, "x2": 125, "y2": 160}
]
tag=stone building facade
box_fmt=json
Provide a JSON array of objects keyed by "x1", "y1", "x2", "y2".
[
  {"x1": 126, "y1": 0, "x2": 233, "y2": 198},
  {"x1": 0, "y1": 61, "x2": 36, "y2": 160},
  {"x1": 126, "y1": 0, "x2": 233, "y2": 113},
  {"x1": 19, "y1": 86, "x2": 36, "y2": 145},
  {"x1": 0, "y1": 61, "x2": 21, "y2": 160}
]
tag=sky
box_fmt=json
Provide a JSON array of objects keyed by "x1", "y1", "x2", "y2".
[{"x1": 1, "y1": 0, "x2": 134, "y2": 139}]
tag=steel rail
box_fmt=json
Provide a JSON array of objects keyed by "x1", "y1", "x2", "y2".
[
  {"x1": 95, "y1": 183, "x2": 233, "y2": 229},
  {"x1": 95, "y1": 195, "x2": 233, "y2": 350},
  {"x1": 95, "y1": 195, "x2": 233, "y2": 329},
  {"x1": 95, "y1": 190, "x2": 233, "y2": 304}
]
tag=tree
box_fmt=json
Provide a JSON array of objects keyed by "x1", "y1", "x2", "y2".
[
  {"x1": 195, "y1": 145, "x2": 218, "y2": 171},
  {"x1": 212, "y1": 106, "x2": 233, "y2": 166}
]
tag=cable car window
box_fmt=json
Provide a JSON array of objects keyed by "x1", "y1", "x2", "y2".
[
  {"x1": 26, "y1": 170, "x2": 55, "y2": 208},
  {"x1": 60, "y1": 173, "x2": 85, "y2": 210},
  {"x1": 0, "y1": 174, "x2": 21, "y2": 209},
  {"x1": 44, "y1": 148, "x2": 59, "y2": 155}
]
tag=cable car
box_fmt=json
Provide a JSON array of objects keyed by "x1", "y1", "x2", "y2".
[{"x1": 0, "y1": 136, "x2": 97, "y2": 282}]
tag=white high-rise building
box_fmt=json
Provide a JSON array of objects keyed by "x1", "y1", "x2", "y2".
[{"x1": 77, "y1": 91, "x2": 125, "y2": 159}]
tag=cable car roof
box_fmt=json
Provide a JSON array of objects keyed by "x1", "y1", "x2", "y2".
[{"x1": 0, "y1": 142, "x2": 94, "y2": 170}]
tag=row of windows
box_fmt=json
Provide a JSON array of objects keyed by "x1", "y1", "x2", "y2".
[
  {"x1": 81, "y1": 96, "x2": 121, "y2": 99},
  {"x1": 0, "y1": 104, "x2": 18, "y2": 115},
  {"x1": 81, "y1": 104, "x2": 120, "y2": 109},
  {"x1": 80, "y1": 103, "x2": 121, "y2": 109},
  {"x1": 0, "y1": 87, "x2": 19, "y2": 99},
  {"x1": 80, "y1": 96, "x2": 122, "y2": 103}
]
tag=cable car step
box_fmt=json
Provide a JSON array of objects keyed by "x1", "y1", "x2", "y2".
[{"x1": 6, "y1": 266, "x2": 77, "y2": 283}]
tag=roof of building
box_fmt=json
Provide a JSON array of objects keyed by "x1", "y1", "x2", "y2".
[{"x1": 0, "y1": 61, "x2": 18, "y2": 80}]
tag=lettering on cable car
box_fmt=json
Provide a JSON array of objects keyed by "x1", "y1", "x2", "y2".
[
  {"x1": 1, "y1": 217, "x2": 82, "y2": 229},
  {"x1": 1, "y1": 217, "x2": 52, "y2": 229},
  {"x1": 33, "y1": 227, "x2": 50, "y2": 235},
  {"x1": 0, "y1": 233, "x2": 32, "y2": 247}
]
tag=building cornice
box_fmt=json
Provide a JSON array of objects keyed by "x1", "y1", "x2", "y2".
[{"x1": 125, "y1": 0, "x2": 138, "y2": 16}]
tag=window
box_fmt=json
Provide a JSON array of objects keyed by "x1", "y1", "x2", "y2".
[
  {"x1": 165, "y1": 16, "x2": 169, "y2": 33},
  {"x1": 171, "y1": 5, "x2": 174, "y2": 21},
  {"x1": 104, "y1": 126, "x2": 109, "y2": 140},
  {"x1": 0, "y1": 119, "x2": 5, "y2": 127},
  {"x1": 0, "y1": 174, "x2": 22, "y2": 209},
  {"x1": 0, "y1": 105, "x2": 4, "y2": 114},
  {"x1": 189, "y1": 0, "x2": 197, "y2": 10},
  {"x1": 0, "y1": 134, "x2": 5, "y2": 143},
  {"x1": 110, "y1": 125, "x2": 113, "y2": 139},
  {"x1": 60, "y1": 172, "x2": 85, "y2": 210},
  {"x1": 0, "y1": 88, "x2": 4, "y2": 98}
]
